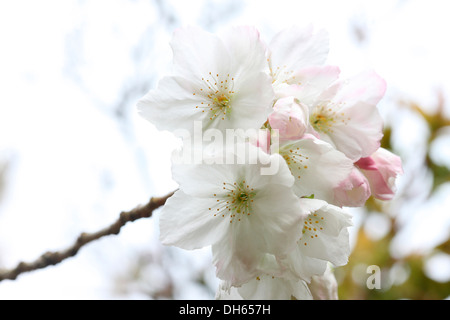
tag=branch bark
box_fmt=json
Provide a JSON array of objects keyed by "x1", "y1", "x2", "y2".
[{"x1": 0, "y1": 190, "x2": 175, "y2": 282}]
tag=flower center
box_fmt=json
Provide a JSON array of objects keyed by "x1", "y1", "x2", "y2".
[
  {"x1": 214, "y1": 93, "x2": 230, "y2": 107},
  {"x1": 310, "y1": 102, "x2": 349, "y2": 134},
  {"x1": 209, "y1": 180, "x2": 256, "y2": 223},
  {"x1": 194, "y1": 72, "x2": 235, "y2": 122}
]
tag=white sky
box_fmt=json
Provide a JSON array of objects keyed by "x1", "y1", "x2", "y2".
[{"x1": 0, "y1": 0, "x2": 448, "y2": 299}]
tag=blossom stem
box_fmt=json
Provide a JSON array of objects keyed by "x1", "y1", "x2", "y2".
[{"x1": 0, "y1": 190, "x2": 175, "y2": 282}]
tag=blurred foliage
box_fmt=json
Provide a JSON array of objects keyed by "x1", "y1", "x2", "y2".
[{"x1": 336, "y1": 95, "x2": 450, "y2": 300}]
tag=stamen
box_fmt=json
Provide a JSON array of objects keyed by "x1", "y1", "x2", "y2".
[
  {"x1": 311, "y1": 101, "x2": 348, "y2": 133},
  {"x1": 282, "y1": 147, "x2": 310, "y2": 180},
  {"x1": 211, "y1": 180, "x2": 256, "y2": 223},
  {"x1": 194, "y1": 72, "x2": 236, "y2": 122},
  {"x1": 301, "y1": 211, "x2": 325, "y2": 246}
]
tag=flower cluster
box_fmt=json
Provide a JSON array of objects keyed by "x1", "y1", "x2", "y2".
[{"x1": 137, "y1": 26, "x2": 403, "y2": 299}]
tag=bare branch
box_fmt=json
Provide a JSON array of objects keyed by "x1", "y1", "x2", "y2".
[{"x1": 0, "y1": 190, "x2": 175, "y2": 282}]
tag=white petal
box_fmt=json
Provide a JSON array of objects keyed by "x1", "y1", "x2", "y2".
[
  {"x1": 251, "y1": 185, "x2": 308, "y2": 254},
  {"x1": 285, "y1": 248, "x2": 328, "y2": 281},
  {"x1": 223, "y1": 71, "x2": 274, "y2": 131},
  {"x1": 243, "y1": 152, "x2": 295, "y2": 189},
  {"x1": 268, "y1": 25, "x2": 329, "y2": 85},
  {"x1": 137, "y1": 75, "x2": 207, "y2": 133},
  {"x1": 309, "y1": 264, "x2": 339, "y2": 300},
  {"x1": 237, "y1": 276, "x2": 312, "y2": 300},
  {"x1": 215, "y1": 282, "x2": 243, "y2": 300},
  {"x1": 171, "y1": 156, "x2": 237, "y2": 198},
  {"x1": 159, "y1": 190, "x2": 229, "y2": 250},
  {"x1": 275, "y1": 65, "x2": 340, "y2": 105},
  {"x1": 172, "y1": 143, "x2": 294, "y2": 197},
  {"x1": 219, "y1": 26, "x2": 268, "y2": 77},
  {"x1": 171, "y1": 26, "x2": 230, "y2": 79}
]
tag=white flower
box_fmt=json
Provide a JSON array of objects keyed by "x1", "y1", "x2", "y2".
[
  {"x1": 160, "y1": 144, "x2": 307, "y2": 286},
  {"x1": 282, "y1": 198, "x2": 352, "y2": 282},
  {"x1": 277, "y1": 135, "x2": 353, "y2": 203},
  {"x1": 137, "y1": 26, "x2": 274, "y2": 134},
  {"x1": 308, "y1": 70, "x2": 387, "y2": 161}
]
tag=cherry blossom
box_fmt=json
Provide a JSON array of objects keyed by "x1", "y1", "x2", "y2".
[
  {"x1": 160, "y1": 144, "x2": 307, "y2": 286},
  {"x1": 281, "y1": 198, "x2": 353, "y2": 282},
  {"x1": 138, "y1": 26, "x2": 274, "y2": 134},
  {"x1": 308, "y1": 70, "x2": 387, "y2": 161}
]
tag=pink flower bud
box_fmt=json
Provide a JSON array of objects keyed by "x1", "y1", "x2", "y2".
[{"x1": 268, "y1": 96, "x2": 309, "y2": 141}]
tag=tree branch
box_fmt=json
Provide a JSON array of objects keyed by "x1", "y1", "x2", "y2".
[{"x1": 0, "y1": 190, "x2": 175, "y2": 282}]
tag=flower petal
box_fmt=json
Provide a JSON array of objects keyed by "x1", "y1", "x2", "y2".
[
  {"x1": 311, "y1": 70, "x2": 386, "y2": 160},
  {"x1": 137, "y1": 75, "x2": 207, "y2": 133},
  {"x1": 309, "y1": 264, "x2": 339, "y2": 300},
  {"x1": 284, "y1": 248, "x2": 328, "y2": 281},
  {"x1": 171, "y1": 26, "x2": 230, "y2": 79},
  {"x1": 332, "y1": 70, "x2": 387, "y2": 106},
  {"x1": 275, "y1": 65, "x2": 340, "y2": 105},
  {"x1": 219, "y1": 26, "x2": 268, "y2": 77},
  {"x1": 172, "y1": 143, "x2": 294, "y2": 197},
  {"x1": 231, "y1": 276, "x2": 312, "y2": 300},
  {"x1": 159, "y1": 190, "x2": 229, "y2": 250},
  {"x1": 223, "y1": 71, "x2": 274, "y2": 131},
  {"x1": 356, "y1": 147, "x2": 403, "y2": 200},
  {"x1": 333, "y1": 167, "x2": 371, "y2": 207},
  {"x1": 268, "y1": 25, "x2": 329, "y2": 86}
]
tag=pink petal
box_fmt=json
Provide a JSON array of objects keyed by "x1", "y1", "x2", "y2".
[
  {"x1": 333, "y1": 167, "x2": 371, "y2": 207},
  {"x1": 268, "y1": 96, "x2": 308, "y2": 141}
]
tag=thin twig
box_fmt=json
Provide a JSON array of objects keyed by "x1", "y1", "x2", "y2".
[{"x1": 0, "y1": 191, "x2": 175, "y2": 282}]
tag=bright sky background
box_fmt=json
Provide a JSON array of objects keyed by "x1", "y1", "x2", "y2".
[{"x1": 0, "y1": 0, "x2": 449, "y2": 299}]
